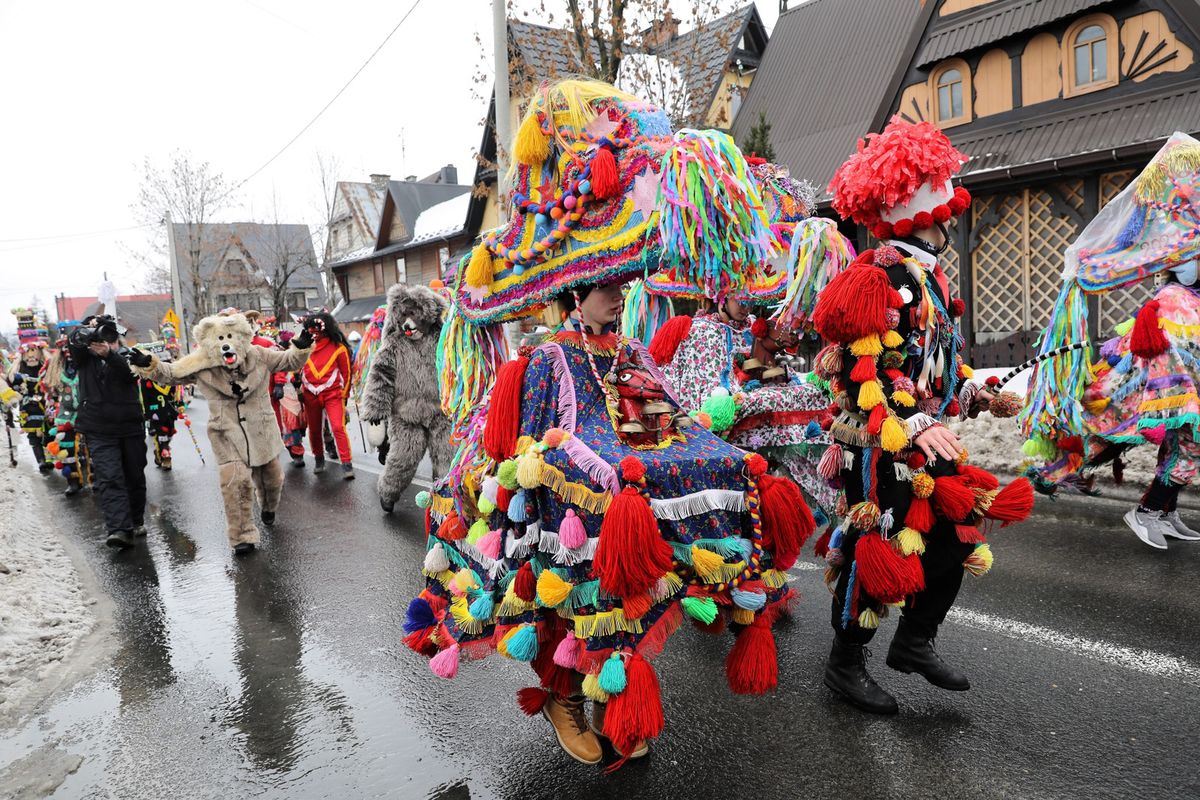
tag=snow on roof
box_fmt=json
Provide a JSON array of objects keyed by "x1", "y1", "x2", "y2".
[{"x1": 409, "y1": 193, "x2": 471, "y2": 246}]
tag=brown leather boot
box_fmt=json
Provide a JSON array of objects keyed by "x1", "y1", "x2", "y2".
[
  {"x1": 543, "y1": 695, "x2": 603, "y2": 764},
  {"x1": 590, "y1": 702, "x2": 649, "y2": 759}
]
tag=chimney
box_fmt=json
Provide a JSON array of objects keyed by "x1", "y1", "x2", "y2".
[
  {"x1": 439, "y1": 164, "x2": 458, "y2": 185},
  {"x1": 369, "y1": 173, "x2": 390, "y2": 189},
  {"x1": 641, "y1": 10, "x2": 679, "y2": 49}
]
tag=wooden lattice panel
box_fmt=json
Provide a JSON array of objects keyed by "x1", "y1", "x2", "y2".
[
  {"x1": 942, "y1": 238, "x2": 961, "y2": 295},
  {"x1": 1100, "y1": 170, "x2": 1135, "y2": 205},
  {"x1": 971, "y1": 193, "x2": 1025, "y2": 333},
  {"x1": 1027, "y1": 183, "x2": 1082, "y2": 331}
]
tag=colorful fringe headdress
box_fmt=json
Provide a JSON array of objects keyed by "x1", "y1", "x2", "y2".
[
  {"x1": 829, "y1": 115, "x2": 971, "y2": 241},
  {"x1": 1022, "y1": 132, "x2": 1200, "y2": 450}
]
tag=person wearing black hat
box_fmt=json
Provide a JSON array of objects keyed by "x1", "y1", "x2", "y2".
[{"x1": 68, "y1": 315, "x2": 148, "y2": 548}]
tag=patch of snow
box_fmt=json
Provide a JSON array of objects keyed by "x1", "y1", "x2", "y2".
[
  {"x1": 409, "y1": 194, "x2": 470, "y2": 246},
  {"x1": 0, "y1": 468, "x2": 94, "y2": 724}
]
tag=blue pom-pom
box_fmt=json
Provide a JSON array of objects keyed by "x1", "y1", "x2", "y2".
[
  {"x1": 403, "y1": 597, "x2": 436, "y2": 634},
  {"x1": 505, "y1": 624, "x2": 539, "y2": 661},
  {"x1": 598, "y1": 654, "x2": 627, "y2": 694},
  {"x1": 805, "y1": 420, "x2": 822, "y2": 439},
  {"x1": 813, "y1": 507, "x2": 829, "y2": 528},
  {"x1": 731, "y1": 588, "x2": 767, "y2": 611},
  {"x1": 829, "y1": 526, "x2": 845, "y2": 550},
  {"x1": 469, "y1": 591, "x2": 494, "y2": 621},
  {"x1": 743, "y1": 379, "x2": 762, "y2": 392},
  {"x1": 507, "y1": 490, "x2": 528, "y2": 523},
  {"x1": 1106, "y1": 355, "x2": 1121, "y2": 367}
]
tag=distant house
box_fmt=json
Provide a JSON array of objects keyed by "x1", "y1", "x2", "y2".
[
  {"x1": 325, "y1": 174, "x2": 389, "y2": 266},
  {"x1": 54, "y1": 293, "x2": 172, "y2": 343},
  {"x1": 167, "y1": 221, "x2": 325, "y2": 348},
  {"x1": 327, "y1": 167, "x2": 470, "y2": 335},
  {"x1": 734, "y1": 0, "x2": 1200, "y2": 366}
]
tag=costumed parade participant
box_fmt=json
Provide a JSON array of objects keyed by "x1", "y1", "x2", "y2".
[
  {"x1": 8, "y1": 341, "x2": 52, "y2": 474},
  {"x1": 298, "y1": 312, "x2": 355, "y2": 479},
  {"x1": 130, "y1": 313, "x2": 314, "y2": 554},
  {"x1": 140, "y1": 356, "x2": 182, "y2": 471},
  {"x1": 360, "y1": 284, "x2": 452, "y2": 514},
  {"x1": 1023, "y1": 133, "x2": 1200, "y2": 550},
  {"x1": 647, "y1": 158, "x2": 855, "y2": 519},
  {"x1": 42, "y1": 334, "x2": 89, "y2": 495},
  {"x1": 269, "y1": 331, "x2": 308, "y2": 468},
  {"x1": 812, "y1": 117, "x2": 1031, "y2": 714},
  {"x1": 403, "y1": 79, "x2": 814, "y2": 767}
]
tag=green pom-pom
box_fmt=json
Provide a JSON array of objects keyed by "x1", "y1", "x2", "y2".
[
  {"x1": 1114, "y1": 317, "x2": 1135, "y2": 337},
  {"x1": 701, "y1": 394, "x2": 737, "y2": 432},
  {"x1": 682, "y1": 595, "x2": 718, "y2": 625},
  {"x1": 415, "y1": 491, "x2": 432, "y2": 509},
  {"x1": 477, "y1": 496, "x2": 496, "y2": 515},
  {"x1": 597, "y1": 653, "x2": 627, "y2": 694},
  {"x1": 1022, "y1": 436, "x2": 1058, "y2": 460},
  {"x1": 496, "y1": 460, "x2": 520, "y2": 490},
  {"x1": 467, "y1": 518, "x2": 488, "y2": 544}
]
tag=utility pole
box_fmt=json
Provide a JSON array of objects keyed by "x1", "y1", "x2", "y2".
[
  {"x1": 164, "y1": 213, "x2": 189, "y2": 353},
  {"x1": 493, "y1": 0, "x2": 511, "y2": 224}
]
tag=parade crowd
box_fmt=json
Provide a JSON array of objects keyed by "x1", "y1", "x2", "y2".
[{"x1": 5, "y1": 77, "x2": 1199, "y2": 769}]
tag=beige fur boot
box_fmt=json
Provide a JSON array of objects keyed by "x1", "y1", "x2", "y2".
[{"x1": 219, "y1": 461, "x2": 259, "y2": 547}]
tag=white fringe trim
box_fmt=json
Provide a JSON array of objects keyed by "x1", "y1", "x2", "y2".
[
  {"x1": 905, "y1": 413, "x2": 940, "y2": 438},
  {"x1": 894, "y1": 463, "x2": 913, "y2": 482},
  {"x1": 649, "y1": 488, "x2": 746, "y2": 519},
  {"x1": 454, "y1": 538, "x2": 509, "y2": 578},
  {"x1": 958, "y1": 379, "x2": 982, "y2": 420},
  {"x1": 505, "y1": 522, "x2": 542, "y2": 559},
  {"x1": 536, "y1": 529, "x2": 599, "y2": 566}
]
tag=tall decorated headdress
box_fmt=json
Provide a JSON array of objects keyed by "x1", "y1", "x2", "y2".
[
  {"x1": 828, "y1": 115, "x2": 971, "y2": 241},
  {"x1": 440, "y1": 79, "x2": 775, "y2": 436},
  {"x1": 1022, "y1": 133, "x2": 1200, "y2": 454}
]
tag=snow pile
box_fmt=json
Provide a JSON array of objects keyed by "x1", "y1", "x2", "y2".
[
  {"x1": 0, "y1": 468, "x2": 94, "y2": 723},
  {"x1": 409, "y1": 193, "x2": 470, "y2": 246}
]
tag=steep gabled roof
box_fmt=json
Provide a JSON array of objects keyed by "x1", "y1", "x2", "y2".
[
  {"x1": 730, "y1": 0, "x2": 922, "y2": 197},
  {"x1": 376, "y1": 181, "x2": 471, "y2": 250},
  {"x1": 170, "y1": 222, "x2": 324, "y2": 296}
]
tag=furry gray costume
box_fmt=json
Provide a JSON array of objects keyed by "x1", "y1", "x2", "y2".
[{"x1": 360, "y1": 284, "x2": 452, "y2": 513}]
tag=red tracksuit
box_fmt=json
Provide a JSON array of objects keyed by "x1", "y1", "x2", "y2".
[{"x1": 300, "y1": 337, "x2": 352, "y2": 464}]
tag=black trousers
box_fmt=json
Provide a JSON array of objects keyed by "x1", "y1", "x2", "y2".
[
  {"x1": 830, "y1": 446, "x2": 975, "y2": 645},
  {"x1": 26, "y1": 432, "x2": 45, "y2": 465},
  {"x1": 87, "y1": 433, "x2": 147, "y2": 534}
]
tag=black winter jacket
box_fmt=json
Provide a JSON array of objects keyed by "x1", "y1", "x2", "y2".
[{"x1": 70, "y1": 343, "x2": 145, "y2": 438}]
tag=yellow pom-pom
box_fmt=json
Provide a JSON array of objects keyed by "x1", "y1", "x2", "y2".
[
  {"x1": 960, "y1": 363, "x2": 975, "y2": 379},
  {"x1": 850, "y1": 334, "x2": 883, "y2": 357},
  {"x1": 891, "y1": 390, "x2": 916, "y2": 407},
  {"x1": 857, "y1": 380, "x2": 884, "y2": 410},
  {"x1": 516, "y1": 454, "x2": 543, "y2": 490},
  {"x1": 857, "y1": 608, "x2": 880, "y2": 629},
  {"x1": 691, "y1": 545, "x2": 726, "y2": 580},
  {"x1": 536, "y1": 569, "x2": 573, "y2": 607},
  {"x1": 880, "y1": 415, "x2": 908, "y2": 452},
  {"x1": 894, "y1": 526, "x2": 926, "y2": 556},
  {"x1": 582, "y1": 671, "x2": 610, "y2": 702},
  {"x1": 731, "y1": 607, "x2": 755, "y2": 626},
  {"x1": 964, "y1": 543, "x2": 994, "y2": 576},
  {"x1": 454, "y1": 568, "x2": 478, "y2": 593},
  {"x1": 882, "y1": 329, "x2": 904, "y2": 349},
  {"x1": 1084, "y1": 397, "x2": 1111, "y2": 414},
  {"x1": 514, "y1": 111, "x2": 550, "y2": 166},
  {"x1": 911, "y1": 472, "x2": 935, "y2": 498},
  {"x1": 465, "y1": 243, "x2": 496, "y2": 288}
]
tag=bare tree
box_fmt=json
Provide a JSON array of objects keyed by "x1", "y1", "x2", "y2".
[
  {"x1": 313, "y1": 151, "x2": 343, "y2": 306},
  {"x1": 136, "y1": 260, "x2": 173, "y2": 294},
  {"x1": 133, "y1": 152, "x2": 232, "y2": 335},
  {"x1": 259, "y1": 191, "x2": 319, "y2": 322}
]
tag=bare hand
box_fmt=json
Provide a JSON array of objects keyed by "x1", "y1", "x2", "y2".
[
  {"x1": 915, "y1": 425, "x2": 962, "y2": 462},
  {"x1": 969, "y1": 388, "x2": 995, "y2": 419}
]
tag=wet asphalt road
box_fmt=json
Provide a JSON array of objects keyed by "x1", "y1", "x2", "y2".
[{"x1": 2, "y1": 397, "x2": 1199, "y2": 800}]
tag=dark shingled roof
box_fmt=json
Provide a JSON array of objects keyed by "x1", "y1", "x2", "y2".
[
  {"x1": 508, "y1": 19, "x2": 600, "y2": 83},
  {"x1": 731, "y1": 0, "x2": 921, "y2": 197},
  {"x1": 915, "y1": 0, "x2": 1112, "y2": 68},
  {"x1": 84, "y1": 297, "x2": 171, "y2": 339},
  {"x1": 170, "y1": 222, "x2": 325, "y2": 298},
  {"x1": 380, "y1": 180, "x2": 470, "y2": 249}
]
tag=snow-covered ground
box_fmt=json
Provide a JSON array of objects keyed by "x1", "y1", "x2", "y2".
[{"x1": 0, "y1": 467, "x2": 96, "y2": 725}]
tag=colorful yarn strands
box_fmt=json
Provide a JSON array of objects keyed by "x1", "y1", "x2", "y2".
[
  {"x1": 657, "y1": 129, "x2": 774, "y2": 302},
  {"x1": 772, "y1": 216, "x2": 856, "y2": 328},
  {"x1": 621, "y1": 279, "x2": 675, "y2": 344},
  {"x1": 350, "y1": 305, "x2": 387, "y2": 405},
  {"x1": 437, "y1": 305, "x2": 510, "y2": 442}
]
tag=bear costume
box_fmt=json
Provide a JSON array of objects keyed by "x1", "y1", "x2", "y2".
[
  {"x1": 134, "y1": 313, "x2": 312, "y2": 551},
  {"x1": 360, "y1": 283, "x2": 452, "y2": 513}
]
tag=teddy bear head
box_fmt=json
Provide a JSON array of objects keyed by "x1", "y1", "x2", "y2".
[
  {"x1": 193, "y1": 313, "x2": 253, "y2": 369},
  {"x1": 384, "y1": 284, "x2": 447, "y2": 342}
]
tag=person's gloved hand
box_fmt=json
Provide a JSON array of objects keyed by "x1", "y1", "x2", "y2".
[
  {"x1": 365, "y1": 420, "x2": 387, "y2": 448},
  {"x1": 9, "y1": 373, "x2": 23, "y2": 386},
  {"x1": 293, "y1": 328, "x2": 314, "y2": 349},
  {"x1": 127, "y1": 348, "x2": 153, "y2": 368},
  {"x1": 271, "y1": 385, "x2": 284, "y2": 401}
]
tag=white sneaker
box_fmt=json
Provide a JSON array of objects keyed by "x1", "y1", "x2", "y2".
[
  {"x1": 1124, "y1": 509, "x2": 1169, "y2": 550},
  {"x1": 1163, "y1": 511, "x2": 1200, "y2": 541}
]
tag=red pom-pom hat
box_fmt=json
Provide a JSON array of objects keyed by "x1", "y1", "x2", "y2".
[{"x1": 829, "y1": 116, "x2": 971, "y2": 239}]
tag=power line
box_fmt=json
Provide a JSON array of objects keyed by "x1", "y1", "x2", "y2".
[{"x1": 0, "y1": 223, "x2": 151, "y2": 246}]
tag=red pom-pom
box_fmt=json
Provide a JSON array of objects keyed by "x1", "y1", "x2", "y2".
[
  {"x1": 913, "y1": 211, "x2": 934, "y2": 229},
  {"x1": 589, "y1": 146, "x2": 620, "y2": 199},
  {"x1": 438, "y1": 511, "x2": 468, "y2": 541},
  {"x1": 619, "y1": 456, "x2": 646, "y2": 483},
  {"x1": 932, "y1": 204, "x2": 952, "y2": 224},
  {"x1": 867, "y1": 403, "x2": 887, "y2": 435},
  {"x1": 853, "y1": 531, "x2": 925, "y2": 604},
  {"x1": 516, "y1": 687, "x2": 549, "y2": 716},
  {"x1": 1130, "y1": 299, "x2": 1170, "y2": 359},
  {"x1": 750, "y1": 318, "x2": 769, "y2": 338},
  {"x1": 595, "y1": 486, "x2": 674, "y2": 598},
  {"x1": 758, "y1": 474, "x2": 815, "y2": 570},
  {"x1": 1058, "y1": 435, "x2": 1085, "y2": 455},
  {"x1": 904, "y1": 496, "x2": 935, "y2": 532},
  {"x1": 484, "y1": 356, "x2": 529, "y2": 461},
  {"x1": 813, "y1": 253, "x2": 904, "y2": 342},
  {"x1": 946, "y1": 397, "x2": 961, "y2": 417},
  {"x1": 985, "y1": 477, "x2": 1034, "y2": 525},
  {"x1": 985, "y1": 375, "x2": 1001, "y2": 388},
  {"x1": 648, "y1": 315, "x2": 693, "y2": 366},
  {"x1": 850, "y1": 355, "x2": 877, "y2": 383},
  {"x1": 514, "y1": 562, "x2": 537, "y2": 602},
  {"x1": 874, "y1": 245, "x2": 902, "y2": 266},
  {"x1": 403, "y1": 627, "x2": 439, "y2": 657},
  {"x1": 932, "y1": 476, "x2": 976, "y2": 521},
  {"x1": 872, "y1": 222, "x2": 894, "y2": 239},
  {"x1": 950, "y1": 298, "x2": 966, "y2": 317},
  {"x1": 603, "y1": 653, "x2": 665, "y2": 755},
  {"x1": 725, "y1": 614, "x2": 777, "y2": 695},
  {"x1": 745, "y1": 453, "x2": 769, "y2": 477},
  {"x1": 949, "y1": 186, "x2": 972, "y2": 214},
  {"x1": 892, "y1": 219, "x2": 914, "y2": 237},
  {"x1": 907, "y1": 451, "x2": 927, "y2": 470},
  {"x1": 813, "y1": 526, "x2": 833, "y2": 558}
]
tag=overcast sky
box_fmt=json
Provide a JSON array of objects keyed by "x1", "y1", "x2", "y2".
[{"x1": 0, "y1": 0, "x2": 781, "y2": 333}]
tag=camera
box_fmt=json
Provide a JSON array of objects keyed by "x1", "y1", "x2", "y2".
[{"x1": 69, "y1": 315, "x2": 126, "y2": 347}]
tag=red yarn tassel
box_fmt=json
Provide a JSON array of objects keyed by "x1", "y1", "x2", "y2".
[
  {"x1": 985, "y1": 477, "x2": 1034, "y2": 525},
  {"x1": 758, "y1": 474, "x2": 815, "y2": 571},
  {"x1": 725, "y1": 614, "x2": 777, "y2": 695},
  {"x1": 955, "y1": 524, "x2": 986, "y2": 544},
  {"x1": 867, "y1": 403, "x2": 887, "y2": 435},
  {"x1": 590, "y1": 146, "x2": 620, "y2": 199},
  {"x1": 957, "y1": 464, "x2": 1000, "y2": 490},
  {"x1": 813, "y1": 526, "x2": 833, "y2": 558},
  {"x1": 854, "y1": 531, "x2": 925, "y2": 604},
  {"x1": 483, "y1": 356, "x2": 529, "y2": 462},
  {"x1": 438, "y1": 511, "x2": 468, "y2": 541},
  {"x1": 495, "y1": 485, "x2": 514, "y2": 513},
  {"x1": 1130, "y1": 300, "x2": 1169, "y2": 359},
  {"x1": 904, "y1": 496, "x2": 935, "y2": 533},
  {"x1": 403, "y1": 627, "x2": 439, "y2": 657},
  {"x1": 622, "y1": 592, "x2": 653, "y2": 621},
  {"x1": 603, "y1": 653, "x2": 664, "y2": 756},
  {"x1": 595, "y1": 486, "x2": 674, "y2": 598},
  {"x1": 850, "y1": 355, "x2": 876, "y2": 383},
  {"x1": 648, "y1": 315, "x2": 693, "y2": 366},
  {"x1": 516, "y1": 686, "x2": 549, "y2": 716},
  {"x1": 812, "y1": 256, "x2": 905, "y2": 343},
  {"x1": 932, "y1": 476, "x2": 976, "y2": 522},
  {"x1": 514, "y1": 562, "x2": 537, "y2": 602},
  {"x1": 694, "y1": 614, "x2": 726, "y2": 634}
]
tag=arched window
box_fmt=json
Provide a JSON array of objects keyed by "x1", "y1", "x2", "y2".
[
  {"x1": 1064, "y1": 14, "x2": 1118, "y2": 96},
  {"x1": 930, "y1": 59, "x2": 971, "y2": 127}
]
